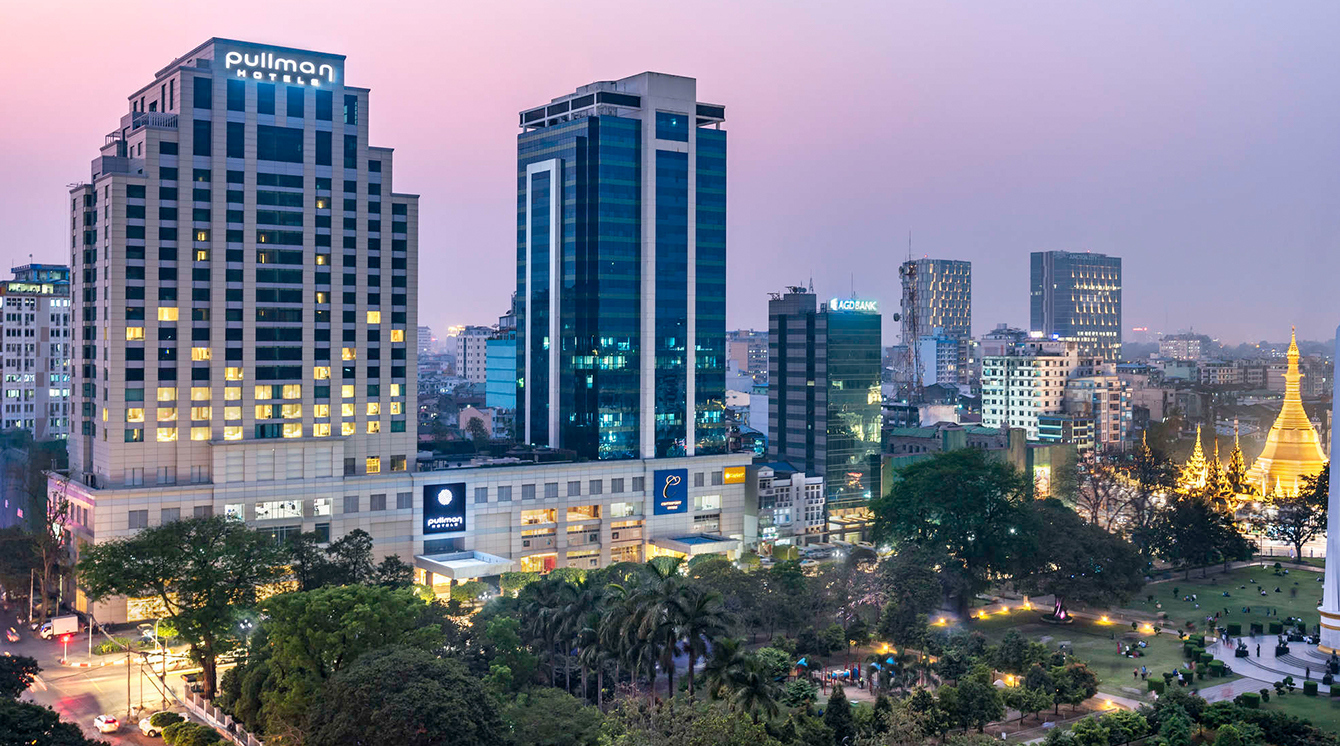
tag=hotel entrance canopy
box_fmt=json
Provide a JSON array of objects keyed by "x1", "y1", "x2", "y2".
[{"x1": 414, "y1": 550, "x2": 514, "y2": 580}]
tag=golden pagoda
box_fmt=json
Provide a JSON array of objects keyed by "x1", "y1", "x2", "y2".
[
  {"x1": 1245, "y1": 329, "x2": 1327, "y2": 496},
  {"x1": 1176, "y1": 425, "x2": 1209, "y2": 493}
]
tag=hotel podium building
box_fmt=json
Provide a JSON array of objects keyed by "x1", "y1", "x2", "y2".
[{"x1": 54, "y1": 45, "x2": 749, "y2": 621}]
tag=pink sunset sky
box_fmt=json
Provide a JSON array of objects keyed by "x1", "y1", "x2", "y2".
[{"x1": 3, "y1": 1, "x2": 1339, "y2": 346}]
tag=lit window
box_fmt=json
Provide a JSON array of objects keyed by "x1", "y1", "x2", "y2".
[
  {"x1": 190, "y1": 406, "x2": 212, "y2": 421},
  {"x1": 315, "y1": 198, "x2": 328, "y2": 209},
  {"x1": 341, "y1": 422, "x2": 355, "y2": 436},
  {"x1": 223, "y1": 426, "x2": 243, "y2": 441},
  {"x1": 225, "y1": 367, "x2": 243, "y2": 381},
  {"x1": 157, "y1": 427, "x2": 178, "y2": 442},
  {"x1": 366, "y1": 311, "x2": 380, "y2": 324},
  {"x1": 341, "y1": 348, "x2": 356, "y2": 361},
  {"x1": 194, "y1": 229, "x2": 209, "y2": 242},
  {"x1": 157, "y1": 408, "x2": 176, "y2": 422},
  {"x1": 281, "y1": 403, "x2": 302, "y2": 418},
  {"x1": 254, "y1": 385, "x2": 272, "y2": 400},
  {"x1": 314, "y1": 422, "x2": 331, "y2": 437},
  {"x1": 315, "y1": 292, "x2": 328, "y2": 304},
  {"x1": 158, "y1": 307, "x2": 179, "y2": 321},
  {"x1": 341, "y1": 385, "x2": 354, "y2": 398},
  {"x1": 102, "y1": 407, "x2": 109, "y2": 421},
  {"x1": 314, "y1": 404, "x2": 330, "y2": 418},
  {"x1": 255, "y1": 405, "x2": 273, "y2": 419},
  {"x1": 223, "y1": 406, "x2": 241, "y2": 420},
  {"x1": 341, "y1": 403, "x2": 355, "y2": 417},
  {"x1": 313, "y1": 366, "x2": 331, "y2": 380},
  {"x1": 126, "y1": 408, "x2": 145, "y2": 423},
  {"x1": 390, "y1": 455, "x2": 407, "y2": 472},
  {"x1": 390, "y1": 384, "x2": 401, "y2": 396},
  {"x1": 365, "y1": 456, "x2": 381, "y2": 474},
  {"x1": 282, "y1": 384, "x2": 301, "y2": 399},
  {"x1": 390, "y1": 329, "x2": 405, "y2": 343},
  {"x1": 191, "y1": 387, "x2": 210, "y2": 401},
  {"x1": 224, "y1": 387, "x2": 241, "y2": 401},
  {"x1": 282, "y1": 423, "x2": 302, "y2": 438},
  {"x1": 191, "y1": 426, "x2": 210, "y2": 441},
  {"x1": 127, "y1": 327, "x2": 145, "y2": 341},
  {"x1": 195, "y1": 249, "x2": 210, "y2": 261},
  {"x1": 157, "y1": 387, "x2": 177, "y2": 402},
  {"x1": 389, "y1": 402, "x2": 402, "y2": 415},
  {"x1": 315, "y1": 253, "x2": 329, "y2": 265},
  {"x1": 191, "y1": 347, "x2": 211, "y2": 361},
  {"x1": 366, "y1": 402, "x2": 380, "y2": 416},
  {"x1": 366, "y1": 420, "x2": 381, "y2": 434}
]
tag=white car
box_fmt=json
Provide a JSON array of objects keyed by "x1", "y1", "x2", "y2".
[
  {"x1": 140, "y1": 715, "x2": 164, "y2": 736},
  {"x1": 94, "y1": 714, "x2": 120, "y2": 733}
]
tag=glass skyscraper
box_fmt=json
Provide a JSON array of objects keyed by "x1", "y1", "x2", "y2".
[
  {"x1": 516, "y1": 73, "x2": 727, "y2": 460},
  {"x1": 1029, "y1": 251, "x2": 1122, "y2": 361},
  {"x1": 767, "y1": 288, "x2": 882, "y2": 533}
]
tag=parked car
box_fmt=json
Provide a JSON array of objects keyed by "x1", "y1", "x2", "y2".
[
  {"x1": 93, "y1": 714, "x2": 120, "y2": 733},
  {"x1": 139, "y1": 715, "x2": 163, "y2": 737}
]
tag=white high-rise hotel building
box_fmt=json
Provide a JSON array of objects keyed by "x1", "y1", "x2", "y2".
[{"x1": 59, "y1": 39, "x2": 419, "y2": 619}]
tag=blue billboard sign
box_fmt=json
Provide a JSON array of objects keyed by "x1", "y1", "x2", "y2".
[
  {"x1": 423, "y1": 482, "x2": 467, "y2": 534},
  {"x1": 653, "y1": 469, "x2": 688, "y2": 515}
]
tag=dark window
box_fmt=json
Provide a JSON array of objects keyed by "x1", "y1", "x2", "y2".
[
  {"x1": 315, "y1": 89, "x2": 333, "y2": 120},
  {"x1": 343, "y1": 134, "x2": 357, "y2": 168},
  {"x1": 257, "y1": 83, "x2": 275, "y2": 115},
  {"x1": 226, "y1": 79, "x2": 244, "y2": 111},
  {"x1": 368, "y1": 160, "x2": 381, "y2": 172},
  {"x1": 159, "y1": 141, "x2": 178, "y2": 156},
  {"x1": 160, "y1": 167, "x2": 178, "y2": 182},
  {"x1": 343, "y1": 94, "x2": 358, "y2": 125},
  {"x1": 193, "y1": 76, "x2": 212, "y2": 109},
  {"x1": 256, "y1": 125, "x2": 303, "y2": 163},
  {"x1": 316, "y1": 131, "x2": 331, "y2": 166},
  {"x1": 192, "y1": 120, "x2": 211, "y2": 156},
  {"x1": 127, "y1": 184, "x2": 146, "y2": 199},
  {"x1": 286, "y1": 86, "x2": 304, "y2": 118},
  {"x1": 226, "y1": 122, "x2": 244, "y2": 159},
  {"x1": 655, "y1": 111, "x2": 689, "y2": 141}
]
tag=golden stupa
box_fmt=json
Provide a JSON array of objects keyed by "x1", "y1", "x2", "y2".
[{"x1": 1245, "y1": 329, "x2": 1327, "y2": 496}]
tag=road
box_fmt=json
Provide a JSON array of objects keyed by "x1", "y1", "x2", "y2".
[{"x1": 2, "y1": 602, "x2": 188, "y2": 744}]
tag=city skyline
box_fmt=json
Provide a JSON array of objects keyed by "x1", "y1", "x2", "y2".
[{"x1": 4, "y1": 2, "x2": 1340, "y2": 345}]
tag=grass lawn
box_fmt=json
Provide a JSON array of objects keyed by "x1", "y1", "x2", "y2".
[
  {"x1": 957, "y1": 612, "x2": 1211, "y2": 697},
  {"x1": 1124, "y1": 565, "x2": 1325, "y2": 635},
  {"x1": 1261, "y1": 691, "x2": 1340, "y2": 732}
]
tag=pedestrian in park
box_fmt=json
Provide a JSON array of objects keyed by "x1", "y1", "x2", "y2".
[{"x1": 1256, "y1": 644, "x2": 1260, "y2": 657}]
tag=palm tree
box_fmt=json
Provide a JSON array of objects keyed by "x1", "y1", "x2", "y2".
[
  {"x1": 701, "y1": 636, "x2": 751, "y2": 700},
  {"x1": 521, "y1": 579, "x2": 567, "y2": 685},
  {"x1": 677, "y1": 585, "x2": 731, "y2": 700},
  {"x1": 726, "y1": 658, "x2": 780, "y2": 724},
  {"x1": 633, "y1": 558, "x2": 688, "y2": 698}
]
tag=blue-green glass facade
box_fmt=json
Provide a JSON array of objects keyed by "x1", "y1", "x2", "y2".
[
  {"x1": 516, "y1": 77, "x2": 727, "y2": 461},
  {"x1": 517, "y1": 116, "x2": 643, "y2": 459}
]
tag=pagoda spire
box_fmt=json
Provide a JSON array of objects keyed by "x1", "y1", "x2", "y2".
[
  {"x1": 1247, "y1": 327, "x2": 1328, "y2": 495},
  {"x1": 1178, "y1": 425, "x2": 1209, "y2": 494},
  {"x1": 1226, "y1": 420, "x2": 1249, "y2": 495}
]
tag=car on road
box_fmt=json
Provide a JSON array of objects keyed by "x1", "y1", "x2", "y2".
[
  {"x1": 140, "y1": 715, "x2": 163, "y2": 737},
  {"x1": 93, "y1": 714, "x2": 120, "y2": 733}
]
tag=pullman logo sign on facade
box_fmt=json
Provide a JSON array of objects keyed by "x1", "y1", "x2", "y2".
[
  {"x1": 423, "y1": 483, "x2": 467, "y2": 534},
  {"x1": 653, "y1": 469, "x2": 688, "y2": 515},
  {"x1": 223, "y1": 49, "x2": 337, "y2": 86}
]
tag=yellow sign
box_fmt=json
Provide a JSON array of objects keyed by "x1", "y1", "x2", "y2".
[{"x1": 723, "y1": 466, "x2": 746, "y2": 484}]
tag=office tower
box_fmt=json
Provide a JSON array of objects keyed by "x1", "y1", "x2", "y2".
[
  {"x1": 1030, "y1": 251, "x2": 1122, "y2": 360},
  {"x1": 0, "y1": 265, "x2": 73, "y2": 439},
  {"x1": 62, "y1": 39, "x2": 419, "y2": 620},
  {"x1": 727, "y1": 329, "x2": 769, "y2": 379},
  {"x1": 899, "y1": 258, "x2": 971, "y2": 342},
  {"x1": 516, "y1": 73, "x2": 727, "y2": 460},
  {"x1": 767, "y1": 288, "x2": 881, "y2": 536},
  {"x1": 981, "y1": 339, "x2": 1086, "y2": 439},
  {"x1": 452, "y1": 325, "x2": 491, "y2": 383},
  {"x1": 417, "y1": 325, "x2": 435, "y2": 354}
]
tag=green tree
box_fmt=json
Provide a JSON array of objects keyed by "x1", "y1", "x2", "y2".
[
  {"x1": 0, "y1": 655, "x2": 40, "y2": 699},
  {"x1": 466, "y1": 416, "x2": 489, "y2": 445},
  {"x1": 77, "y1": 515, "x2": 289, "y2": 698},
  {"x1": 1069, "y1": 716, "x2": 1110, "y2": 746},
  {"x1": 870, "y1": 449, "x2": 1034, "y2": 605},
  {"x1": 755, "y1": 646, "x2": 794, "y2": 682},
  {"x1": 823, "y1": 684, "x2": 856, "y2": 746},
  {"x1": 307, "y1": 646, "x2": 504, "y2": 746},
  {"x1": 1155, "y1": 494, "x2": 1255, "y2": 577},
  {"x1": 953, "y1": 679, "x2": 1004, "y2": 732},
  {"x1": 1013, "y1": 499, "x2": 1146, "y2": 613},
  {"x1": 679, "y1": 584, "x2": 732, "y2": 700},
  {"x1": 601, "y1": 697, "x2": 783, "y2": 746},
  {"x1": 781, "y1": 679, "x2": 820, "y2": 708},
  {"x1": 324, "y1": 528, "x2": 376, "y2": 584},
  {"x1": 1099, "y1": 710, "x2": 1148, "y2": 744},
  {"x1": 483, "y1": 615, "x2": 538, "y2": 692},
  {"x1": 1052, "y1": 663, "x2": 1099, "y2": 714},
  {"x1": 250, "y1": 584, "x2": 445, "y2": 735},
  {"x1": 1265, "y1": 464, "x2": 1328, "y2": 563},
  {"x1": 504, "y1": 689, "x2": 602, "y2": 746},
  {"x1": 1157, "y1": 705, "x2": 1192, "y2": 746},
  {"x1": 374, "y1": 554, "x2": 414, "y2": 589}
]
